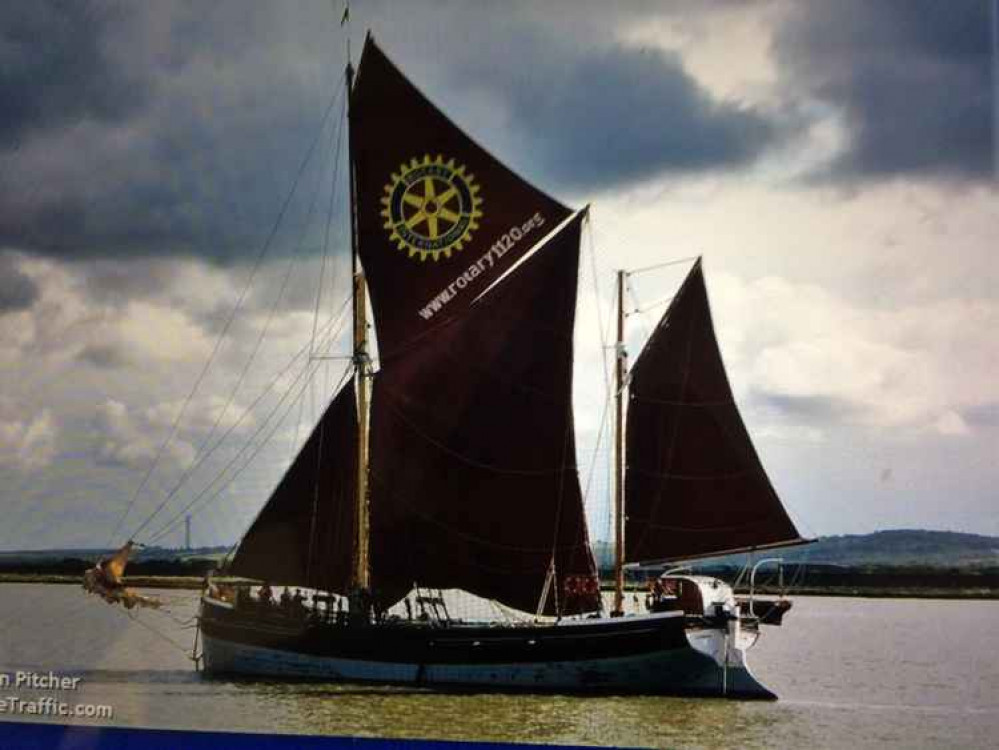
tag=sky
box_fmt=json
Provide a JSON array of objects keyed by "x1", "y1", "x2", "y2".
[{"x1": 0, "y1": 0, "x2": 996, "y2": 551}]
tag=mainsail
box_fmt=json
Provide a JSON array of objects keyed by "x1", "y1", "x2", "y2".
[
  {"x1": 231, "y1": 37, "x2": 597, "y2": 616},
  {"x1": 624, "y1": 259, "x2": 804, "y2": 563},
  {"x1": 368, "y1": 215, "x2": 599, "y2": 615},
  {"x1": 350, "y1": 37, "x2": 597, "y2": 614},
  {"x1": 230, "y1": 382, "x2": 358, "y2": 592}
]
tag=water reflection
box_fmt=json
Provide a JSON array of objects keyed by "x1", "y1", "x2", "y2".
[
  {"x1": 212, "y1": 680, "x2": 790, "y2": 748},
  {"x1": 1, "y1": 586, "x2": 997, "y2": 749}
]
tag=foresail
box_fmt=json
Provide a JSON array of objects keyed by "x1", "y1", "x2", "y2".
[
  {"x1": 368, "y1": 215, "x2": 599, "y2": 616},
  {"x1": 625, "y1": 260, "x2": 804, "y2": 563},
  {"x1": 349, "y1": 36, "x2": 572, "y2": 359},
  {"x1": 230, "y1": 382, "x2": 357, "y2": 592}
]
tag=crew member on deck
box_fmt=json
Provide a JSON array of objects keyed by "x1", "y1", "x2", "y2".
[{"x1": 259, "y1": 582, "x2": 274, "y2": 605}]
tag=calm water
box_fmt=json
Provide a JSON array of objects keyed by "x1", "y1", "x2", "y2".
[{"x1": 0, "y1": 584, "x2": 997, "y2": 749}]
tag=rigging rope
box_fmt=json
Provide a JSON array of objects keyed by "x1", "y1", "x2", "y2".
[
  {"x1": 311, "y1": 89, "x2": 348, "y2": 359},
  {"x1": 624, "y1": 274, "x2": 653, "y2": 342},
  {"x1": 129, "y1": 127, "x2": 342, "y2": 543},
  {"x1": 136, "y1": 306, "x2": 346, "y2": 544},
  {"x1": 300, "y1": 85, "x2": 350, "y2": 584},
  {"x1": 629, "y1": 294, "x2": 677, "y2": 316},
  {"x1": 626, "y1": 255, "x2": 700, "y2": 277},
  {"x1": 213, "y1": 347, "x2": 350, "y2": 572},
  {"x1": 581, "y1": 392, "x2": 613, "y2": 540},
  {"x1": 108, "y1": 81, "x2": 347, "y2": 548},
  {"x1": 585, "y1": 216, "x2": 613, "y2": 403},
  {"x1": 143, "y1": 322, "x2": 352, "y2": 547},
  {"x1": 140, "y1": 299, "x2": 351, "y2": 546},
  {"x1": 582, "y1": 213, "x2": 618, "y2": 545},
  {"x1": 121, "y1": 608, "x2": 194, "y2": 660}
]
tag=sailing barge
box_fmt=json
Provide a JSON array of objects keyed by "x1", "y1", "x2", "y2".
[{"x1": 198, "y1": 35, "x2": 807, "y2": 698}]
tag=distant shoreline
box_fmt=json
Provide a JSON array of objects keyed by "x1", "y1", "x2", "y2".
[
  {"x1": 0, "y1": 574, "x2": 206, "y2": 589},
  {"x1": 2, "y1": 573, "x2": 996, "y2": 600}
]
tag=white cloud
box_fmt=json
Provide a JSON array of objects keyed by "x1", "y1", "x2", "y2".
[
  {"x1": 935, "y1": 411, "x2": 970, "y2": 437},
  {"x1": 0, "y1": 253, "x2": 216, "y2": 368},
  {"x1": 616, "y1": 0, "x2": 783, "y2": 103},
  {"x1": 711, "y1": 271, "x2": 997, "y2": 436},
  {"x1": 754, "y1": 422, "x2": 825, "y2": 444},
  {"x1": 581, "y1": 172, "x2": 999, "y2": 446},
  {"x1": 95, "y1": 398, "x2": 195, "y2": 471},
  {"x1": 0, "y1": 404, "x2": 58, "y2": 473},
  {"x1": 116, "y1": 299, "x2": 213, "y2": 363},
  {"x1": 0, "y1": 308, "x2": 35, "y2": 361},
  {"x1": 145, "y1": 393, "x2": 256, "y2": 436}
]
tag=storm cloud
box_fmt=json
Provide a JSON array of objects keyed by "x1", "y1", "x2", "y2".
[
  {"x1": 0, "y1": 2, "x2": 346, "y2": 263},
  {"x1": 751, "y1": 392, "x2": 864, "y2": 424},
  {"x1": 775, "y1": 0, "x2": 994, "y2": 183},
  {"x1": 457, "y1": 38, "x2": 781, "y2": 190},
  {"x1": 0, "y1": 1, "x2": 791, "y2": 263},
  {"x1": 0, "y1": 1, "x2": 146, "y2": 147}
]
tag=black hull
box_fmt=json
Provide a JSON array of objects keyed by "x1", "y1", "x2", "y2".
[{"x1": 198, "y1": 598, "x2": 776, "y2": 698}]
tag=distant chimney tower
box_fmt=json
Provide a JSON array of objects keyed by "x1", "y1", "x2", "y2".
[{"x1": 185, "y1": 515, "x2": 192, "y2": 551}]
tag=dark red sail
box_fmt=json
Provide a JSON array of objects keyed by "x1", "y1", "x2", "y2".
[
  {"x1": 230, "y1": 382, "x2": 357, "y2": 592},
  {"x1": 350, "y1": 36, "x2": 571, "y2": 359},
  {"x1": 625, "y1": 259, "x2": 804, "y2": 563},
  {"x1": 367, "y1": 216, "x2": 599, "y2": 615}
]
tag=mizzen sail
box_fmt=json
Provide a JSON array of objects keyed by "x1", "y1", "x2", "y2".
[{"x1": 625, "y1": 259, "x2": 804, "y2": 563}]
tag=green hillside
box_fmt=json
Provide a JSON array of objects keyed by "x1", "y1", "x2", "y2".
[
  {"x1": 593, "y1": 529, "x2": 999, "y2": 571},
  {"x1": 4, "y1": 530, "x2": 998, "y2": 574}
]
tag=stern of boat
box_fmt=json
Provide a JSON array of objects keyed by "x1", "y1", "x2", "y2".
[{"x1": 658, "y1": 574, "x2": 777, "y2": 699}]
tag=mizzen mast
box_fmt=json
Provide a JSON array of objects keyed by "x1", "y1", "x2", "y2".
[{"x1": 612, "y1": 270, "x2": 627, "y2": 616}]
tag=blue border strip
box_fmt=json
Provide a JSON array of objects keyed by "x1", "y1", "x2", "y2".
[{"x1": 0, "y1": 722, "x2": 606, "y2": 750}]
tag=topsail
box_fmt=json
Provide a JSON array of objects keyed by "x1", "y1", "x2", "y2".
[
  {"x1": 350, "y1": 37, "x2": 571, "y2": 358},
  {"x1": 352, "y1": 38, "x2": 597, "y2": 614}
]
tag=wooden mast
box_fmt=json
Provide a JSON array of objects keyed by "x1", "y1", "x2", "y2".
[
  {"x1": 613, "y1": 270, "x2": 626, "y2": 616},
  {"x1": 346, "y1": 58, "x2": 371, "y2": 599}
]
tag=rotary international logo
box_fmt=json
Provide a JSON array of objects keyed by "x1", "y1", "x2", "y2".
[{"x1": 381, "y1": 154, "x2": 484, "y2": 261}]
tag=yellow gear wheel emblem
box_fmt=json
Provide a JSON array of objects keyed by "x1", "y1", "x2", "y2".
[{"x1": 380, "y1": 154, "x2": 484, "y2": 261}]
